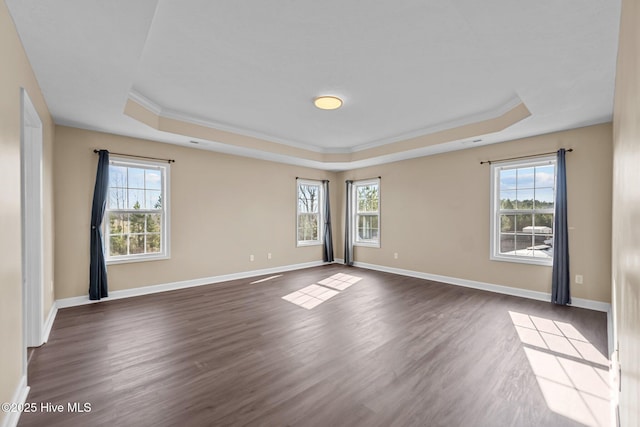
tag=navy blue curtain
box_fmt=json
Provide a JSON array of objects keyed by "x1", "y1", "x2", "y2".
[
  {"x1": 344, "y1": 180, "x2": 354, "y2": 266},
  {"x1": 322, "y1": 180, "x2": 334, "y2": 262},
  {"x1": 89, "y1": 150, "x2": 109, "y2": 300},
  {"x1": 551, "y1": 149, "x2": 570, "y2": 305}
]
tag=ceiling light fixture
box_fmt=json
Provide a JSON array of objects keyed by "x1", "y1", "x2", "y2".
[{"x1": 314, "y1": 96, "x2": 343, "y2": 110}]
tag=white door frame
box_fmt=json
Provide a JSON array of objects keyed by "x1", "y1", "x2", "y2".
[{"x1": 20, "y1": 88, "x2": 44, "y2": 362}]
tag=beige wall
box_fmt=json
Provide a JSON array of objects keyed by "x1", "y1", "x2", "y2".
[
  {"x1": 0, "y1": 0, "x2": 55, "y2": 423},
  {"x1": 612, "y1": 0, "x2": 640, "y2": 423},
  {"x1": 54, "y1": 123, "x2": 613, "y2": 304},
  {"x1": 340, "y1": 124, "x2": 612, "y2": 303},
  {"x1": 54, "y1": 126, "x2": 338, "y2": 299}
]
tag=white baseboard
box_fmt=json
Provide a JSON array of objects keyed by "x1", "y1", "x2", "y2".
[
  {"x1": 56, "y1": 260, "x2": 330, "y2": 309},
  {"x1": 1, "y1": 375, "x2": 29, "y2": 427},
  {"x1": 352, "y1": 261, "x2": 612, "y2": 313},
  {"x1": 42, "y1": 303, "x2": 58, "y2": 343}
]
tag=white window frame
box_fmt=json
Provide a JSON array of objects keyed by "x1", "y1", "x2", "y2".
[
  {"x1": 296, "y1": 179, "x2": 324, "y2": 247},
  {"x1": 104, "y1": 156, "x2": 171, "y2": 264},
  {"x1": 490, "y1": 156, "x2": 555, "y2": 266},
  {"x1": 353, "y1": 178, "x2": 381, "y2": 248}
]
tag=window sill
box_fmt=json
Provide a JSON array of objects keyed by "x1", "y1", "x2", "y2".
[
  {"x1": 354, "y1": 242, "x2": 380, "y2": 248},
  {"x1": 106, "y1": 254, "x2": 170, "y2": 265},
  {"x1": 297, "y1": 241, "x2": 323, "y2": 247},
  {"x1": 490, "y1": 254, "x2": 552, "y2": 267}
]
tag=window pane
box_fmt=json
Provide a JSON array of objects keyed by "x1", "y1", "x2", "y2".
[
  {"x1": 109, "y1": 165, "x2": 127, "y2": 189},
  {"x1": 129, "y1": 234, "x2": 145, "y2": 254},
  {"x1": 500, "y1": 191, "x2": 516, "y2": 209},
  {"x1": 534, "y1": 234, "x2": 553, "y2": 247},
  {"x1": 499, "y1": 233, "x2": 515, "y2": 254},
  {"x1": 108, "y1": 187, "x2": 127, "y2": 209},
  {"x1": 146, "y1": 213, "x2": 162, "y2": 233},
  {"x1": 146, "y1": 190, "x2": 162, "y2": 209},
  {"x1": 357, "y1": 215, "x2": 379, "y2": 240},
  {"x1": 298, "y1": 185, "x2": 319, "y2": 213},
  {"x1": 145, "y1": 169, "x2": 162, "y2": 190},
  {"x1": 128, "y1": 168, "x2": 145, "y2": 189},
  {"x1": 535, "y1": 165, "x2": 555, "y2": 188},
  {"x1": 357, "y1": 185, "x2": 379, "y2": 213},
  {"x1": 499, "y1": 168, "x2": 517, "y2": 190},
  {"x1": 127, "y1": 189, "x2": 144, "y2": 209},
  {"x1": 146, "y1": 234, "x2": 161, "y2": 253},
  {"x1": 129, "y1": 212, "x2": 146, "y2": 233},
  {"x1": 109, "y1": 235, "x2": 127, "y2": 256},
  {"x1": 517, "y1": 167, "x2": 535, "y2": 188},
  {"x1": 298, "y1": 214, "x2": 318, "y2": 241},
  {"x1": 500, "y1": 215, "x2": 515, "y2": 232},
  {"x1": 515, "y1": 234, "x2": 533, "y2": 251},
  {"x1": 516, "y1": 189, "x2": 534, "y2": 210},
  {"x1": 535, "y1": 188, "x2": 554, "y2": 209},
  {"x1": 535, "y1": 213, "x2": 554, "y2": 230},
  {"x1": 516, "y1": 214, "x2": 533, "y2": 232},
  {"x1": 108, "y1": 212, "x2": 128, "y2": 235}
]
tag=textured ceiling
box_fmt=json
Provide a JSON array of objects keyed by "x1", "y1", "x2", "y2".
[{"x1": 7, "y1": 0, "x2": 621, "y2": 170}]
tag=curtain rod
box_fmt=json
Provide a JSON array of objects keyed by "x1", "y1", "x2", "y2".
[
  {"x1": 346, "y1": 176, "x2": 381, "y2": 182},
  {"x1": 94, "y1": 149, "x2": 175, "y2": 164},
  {"x1": 296, "y1": 177, "x2": 329, "y2": 182},
  {"x1": 480, "y1": 149, "x2": 572, "y2": 165}
]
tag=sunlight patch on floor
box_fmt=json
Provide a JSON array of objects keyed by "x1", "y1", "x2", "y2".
[
  {"x1": 509, "y1": 311, "x2": 611, "y2": 427},
  {"x1": 318, "y1": 273, "x2": 362, "y2": 290},
  {"x1": 281, "y1": 273, "x2": 362, "y2": 310},
  {"x1": 282, "y1": 284, "x2": 339, "y2": 309},
  {"x1": 250, "y1": 274, "x2": 283, "y2": 284}
]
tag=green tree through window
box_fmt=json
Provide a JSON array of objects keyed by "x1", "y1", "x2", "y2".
[
  {"x1": 297, "y1": 180, "x2": 323, "y2": 245},
  {"x1": 105, "y1": 158, "x2": 168, "y2": 261},
  {"x1": 492, "y1": 158, "x2": 556, "y2": 264},
  {"x1": 353, "y1": 179, "x2": 380, "y2": 246}
]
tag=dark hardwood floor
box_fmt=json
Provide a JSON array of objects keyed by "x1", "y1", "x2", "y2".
[{"x1": 19, "y1": 265, "x2": 610, "y2": 427}]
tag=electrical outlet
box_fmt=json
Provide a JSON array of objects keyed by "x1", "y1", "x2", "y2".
[
  {"x1": 575, "y1": 274, "x2": 583, "y2": 284},
  {"x1": 250, "y1": 254, "x2": 254, "y2": 262},
  {"x1": 268, "y1": 253, "x2": 272, "y2": 260},
  {"x1": 394, "y1": 252, "x2": 398, "y2": 259}
]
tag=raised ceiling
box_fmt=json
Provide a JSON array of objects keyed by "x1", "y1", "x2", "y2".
[{"x1": 7, "y1": 0, "x2": 621, "y2": 170}]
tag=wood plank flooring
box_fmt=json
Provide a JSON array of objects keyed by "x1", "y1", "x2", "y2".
[{"x1": 19, "y1": 265, "x2": 610, "y2": 427}]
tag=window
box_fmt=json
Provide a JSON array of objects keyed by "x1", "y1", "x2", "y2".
[
  {"x1": 105, "y1": 157, "x2": 170, "y2": 263},
  {"x1": 353, "y1": 178, "x2": 380, "y2": 247},
  {"x1": 297, "y1": 179, "x2": 323, "y2": 246},
  {"x1": 490, "y1": 157, "x2": 555, "y2": 265}
]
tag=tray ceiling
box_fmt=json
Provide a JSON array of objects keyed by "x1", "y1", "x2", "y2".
[{"x1": 7, "y1": 0, "x2": 620, "y2": 170}]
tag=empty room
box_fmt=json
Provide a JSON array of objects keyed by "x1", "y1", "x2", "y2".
[{"x1": 1, "y1": 1, "x2": 638, "y2": 426}]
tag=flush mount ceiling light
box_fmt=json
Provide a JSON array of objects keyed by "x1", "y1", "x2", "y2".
[{"x1": 314, "y1": 96, "x2": 343, "y2": 110}]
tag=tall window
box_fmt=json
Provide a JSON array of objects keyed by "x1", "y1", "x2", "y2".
[
  {"x1": 297, "y1": 179, "x2": 323, "y2": 246},
  {"x1": 105, "y1": 157, "x2": 170, "y2": 263},
  {"x1": 353, "y1": 178, "x2": 380, "y2": 247},
  {"x1": 490, "y1": 157, "x2": 555, "y2": 265}
]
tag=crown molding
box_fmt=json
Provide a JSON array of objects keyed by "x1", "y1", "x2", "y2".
[{"x1": 124, "y1": 91, "x2": 532, "y2": 168}]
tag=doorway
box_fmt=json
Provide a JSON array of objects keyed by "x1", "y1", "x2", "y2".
[{"x1": 21, "y1": 88, "x2": 44, "y2": 366}]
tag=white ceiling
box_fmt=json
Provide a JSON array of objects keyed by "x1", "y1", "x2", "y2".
[{"x1": 7, "y1": 0, "x2": 621, "y2": 170}]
